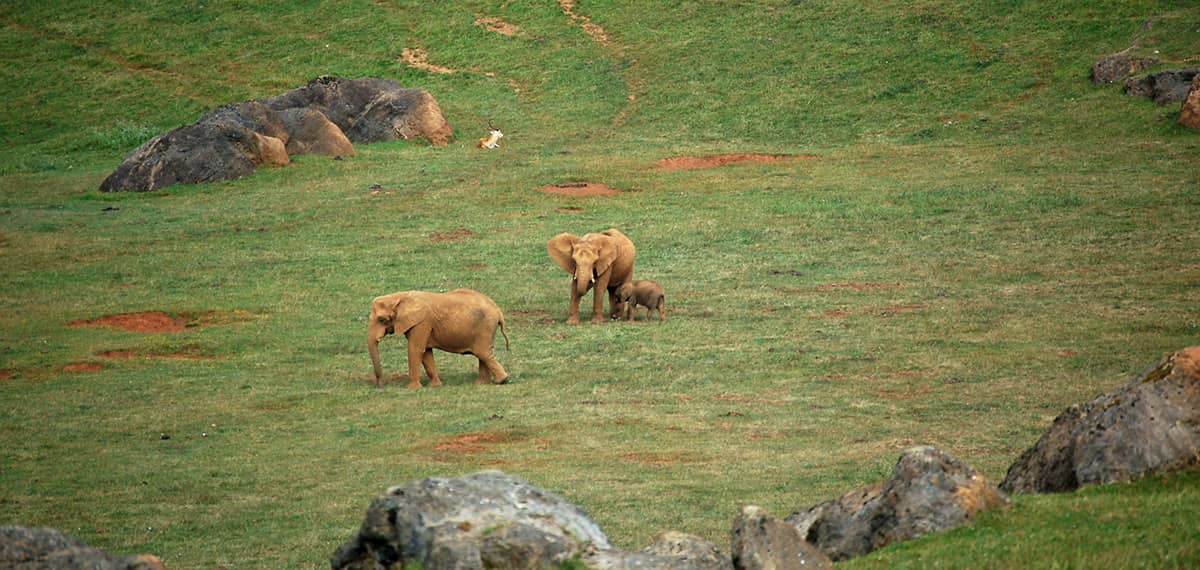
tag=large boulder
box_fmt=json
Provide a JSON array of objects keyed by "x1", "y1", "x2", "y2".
[
  {"x1": 1090, "y1": 53, "x2": 1158, "y2": 84},
  {"x1": 278, "y1": 107, "x2": 356, "y2": 156},
  {"x1": 1124, "y1": 68, "x2": 1200, "y2": 104},
  {"x1": 583, "y1": 531, "x2": 733, "y2": 570},
  {"x1": 330, "y1": 470, "x2": 610, "y2": 570},
  {"x1": 785, "y1": 446, "x2": 1007, "y2": 561},
  {"x1": 0, "y1": 526, "x2": 163, "y2": 569},
  {"x1": 263, "y1": 75, "x2": 453, "y2": 145},
  {"x1": 1001, "y1": 346, "x2": 1200, "y2": 494},
  {"x1": 731, "y1": 506, "x2": 831, "y2": 570},
  {"x1": 99, "y1": 101, "x2": 290, "y2": 192},
  {"x1": 1178, "y1": 75, "x2": 1200, "y2": 129},
  {"x1": 100, "y1": 76, "x2": 450, "y2": 191}
]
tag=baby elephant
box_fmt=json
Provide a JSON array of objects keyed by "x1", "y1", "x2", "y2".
[{"x1": 616, "y1": 280, "x2": 666, "y2": 321}]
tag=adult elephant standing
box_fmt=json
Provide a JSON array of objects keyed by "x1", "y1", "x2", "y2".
[
  {"x1": 366, "y1": 289, "x2": 509, "y2": 389},
  {"x1": 547, "y1": 228, "x2": 636, "y2": 324}
]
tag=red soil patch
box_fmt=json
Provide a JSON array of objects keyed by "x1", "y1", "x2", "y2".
[
  {"x1": 430, "y1": 228, "x2": 474, "y2": 242},
  {"x1": 656, "y1": 153, "x2": 819, "y2": 171},
  {"x1": 67, "y1": 311, "x2": 187, "y2": 333},
  {"x1": 538, "y1": 182, "x2": 621, "y2": 196},
  {"x1": 63, "y1": 362, "x2": 103, "y2": 372},
  {"x1": 434, "y1": 431, "x2": 517, "y2": 454},
  {"x1": 0, "y1": 370, "x2": 12, "y2": 380}
]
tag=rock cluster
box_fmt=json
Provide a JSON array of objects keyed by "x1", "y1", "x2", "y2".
[
  {"x1": 1123, "y1": 67, "x2": 1200, "y2": 104},
  {"x1": 100, "y1": 76, "x2": 452, "y2": 192},
  {"x1": 785, "y1": 446, "x2": 1007, "y2": 561},
  {"x1": 1090, "y1": 53, "x2": 1157, "y2": 84},
  {"x1": 0, "y1": 526, "x2": 163, "y2": 569},
  {"x1": 1001, "y1": 345, "x2": 1200, "y2": 493}
]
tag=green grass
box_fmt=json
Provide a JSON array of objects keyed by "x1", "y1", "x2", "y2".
[{"x1": 2, "y1": 1, "x2": 1199, "y2": 568}]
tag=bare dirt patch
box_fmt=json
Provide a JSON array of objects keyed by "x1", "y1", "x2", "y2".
[
  {"x1": 434, "y1": 431, "x2": 521, "y2": 454},
  {"x1": 475, "y1": 14, "x2": 523, "y2": 36},
  {"x1": 555, "y1": 206, "x2": 585, "y2": 213},
  {"x1": 399, "y1": 47, "x2": 456, "y2": 74},
  {"x1": 0, "y1": 370, "x2": 12, "y2": 380},
  {"x1": 559, "y1": 0, "x2": 610, "y2": 46},
  {"x1": 537, "y1": 182, "x2": 621, "y2": 196},
  {"x1": 63, "y1": 362, "x2": 103, "y2": 372},
  {"x1": 656, "y1": 153, "x2": 819, "y2": 171},
  {"x1": 68, "y1": 311, "x2": 188, "y2": 333},
  {"x1": 430, "y1": 228, "x2": 474, "y2": 242}
]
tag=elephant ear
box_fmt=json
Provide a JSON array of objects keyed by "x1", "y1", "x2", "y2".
[
  {"x1": 593, "y1": 234, "x2": 618, "y2": 276},
  {"x1": 390, "y1": 293, "x2": 429, "y2": 335},
  {"x1": 547, "y1": 233, "x2": 580, "y2": 274}
]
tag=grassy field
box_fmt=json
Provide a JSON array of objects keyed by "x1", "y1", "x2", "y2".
[{"x1": 2, "y1": 1, "x2": 1199, "y2": 568}]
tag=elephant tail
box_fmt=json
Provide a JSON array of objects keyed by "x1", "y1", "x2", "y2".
[{"x1": 498, "y1": 316, "x2": 511, "y2": 351}]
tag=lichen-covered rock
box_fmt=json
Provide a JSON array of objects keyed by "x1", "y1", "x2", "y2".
[
  {"x1": 99, "y1": 101, "x2": 290, "y2": 192},
  {"x1": 731, "y1": 506, "x2": 830, "y2": 570},
  {"x1": 263, "y1": 75, "x2": 453, "y2": 145},
  {"x1": 331, "y1": 470, "x2": 609, "y2": 570},
  {"x1": 1090, "y1": 53, "x2": 1157, "y2": 84},
  {"x1": 1124, "y1": 68, "x2": 1200, "y2": 104},
  {"x1": 0, "y1": 526, "x2": 163, "y2": 570},
  {"x1": 786, "y1": 447, "x2": 1007, "y2": 561},
  {"x1": 1001, "y1": 346, "x2": 1200, "y2": 493},
  {"x1": 584, "y1": 531, "x2": 732, "y2": 570},
  {"x1": 1178, "y1": 75, "x2": 1200, "y2": 129}
]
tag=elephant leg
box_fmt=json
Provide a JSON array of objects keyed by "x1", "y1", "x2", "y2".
[
  {"x1": 476, "y1": 360, "x2": 490, "y2": 384},
  {"x1": 423, "y1": 349, "x2": 442, "y2": 387},
  {"x1": 476, "y1": 347, "x2": 509, "y2": 384},
  {"x1": 592, "y1": 274, "x2": 611, "y2": 323},
  {"x1": 405, "y1": 327, "x2": 431, "y2": 390},
  {"x1": 608, "y1": 289, "x2": 623, "y2": 320},
  {"x1": 567, "y1": 281, "x2": 583, "y2": 325}
]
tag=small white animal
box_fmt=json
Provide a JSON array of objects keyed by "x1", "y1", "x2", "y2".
[{"x1": 477, "y1": 122, "x2": 503, "y2": 149}]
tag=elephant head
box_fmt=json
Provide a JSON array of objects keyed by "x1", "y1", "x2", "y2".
[
  {"x1": 366, "y1": 292, "x2": 429, "y2": 386},
  {"x1": 547, "y1": 231, "x2": 621, "y2": 295}
]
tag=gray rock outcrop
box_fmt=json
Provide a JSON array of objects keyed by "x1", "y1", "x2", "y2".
[
  {"x1": 584, "y1": 531, "x2": 733, "y2": 570},
  {"x1": 1090, "y1": 53, "x2": 1158, "y2": 84},
  {"x1": 330, "y1": 470, "x2": 609, "y2": 570},
  {"x1": 1124, "y1": 68, "x2": 1200, "y2": 104},
  {"x1": 0, "y1": 526, "x2": 163, "y2": 570},
  {"x1": 100, "y1": 76, "x2": 451, "y2": 191},
  {"x1": 263, "y1": 75, "x2": 453, "y2": 145},
  {"x1": 99, "y1": 101, "x2": 291, "y2": 192},
  {"x1": 785, "y1": 446, "x2": 1007, "y2": 561},
  {"x1": 1178, "y1": 75, "x2": 1200, "y2": 129},
  {"x1": 731, "y1": 506, "x2": 831, "y2": 570},
  {"x1": 1001, "y1": 345, "x2": 1200, "y2": 493}
]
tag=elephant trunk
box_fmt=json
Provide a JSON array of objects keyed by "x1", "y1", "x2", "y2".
[
  {"x1": 574, "y1": 265, "x2": 595, "y2": 295},
  {"x1": 367, "y1": 329, "x2": 384, "y2": 387}
]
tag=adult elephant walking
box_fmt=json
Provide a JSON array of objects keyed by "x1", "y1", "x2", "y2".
[
  {"x1": 366, "y1": 289, "x2": 509, "y2": 389},
  {"x1": 547, "y1": 228, "x2": 636, "y2": 324}
]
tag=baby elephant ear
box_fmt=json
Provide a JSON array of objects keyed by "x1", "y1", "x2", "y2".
[{"x1": 547, "y1": 233, "x2": 580, "y2": 273}]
